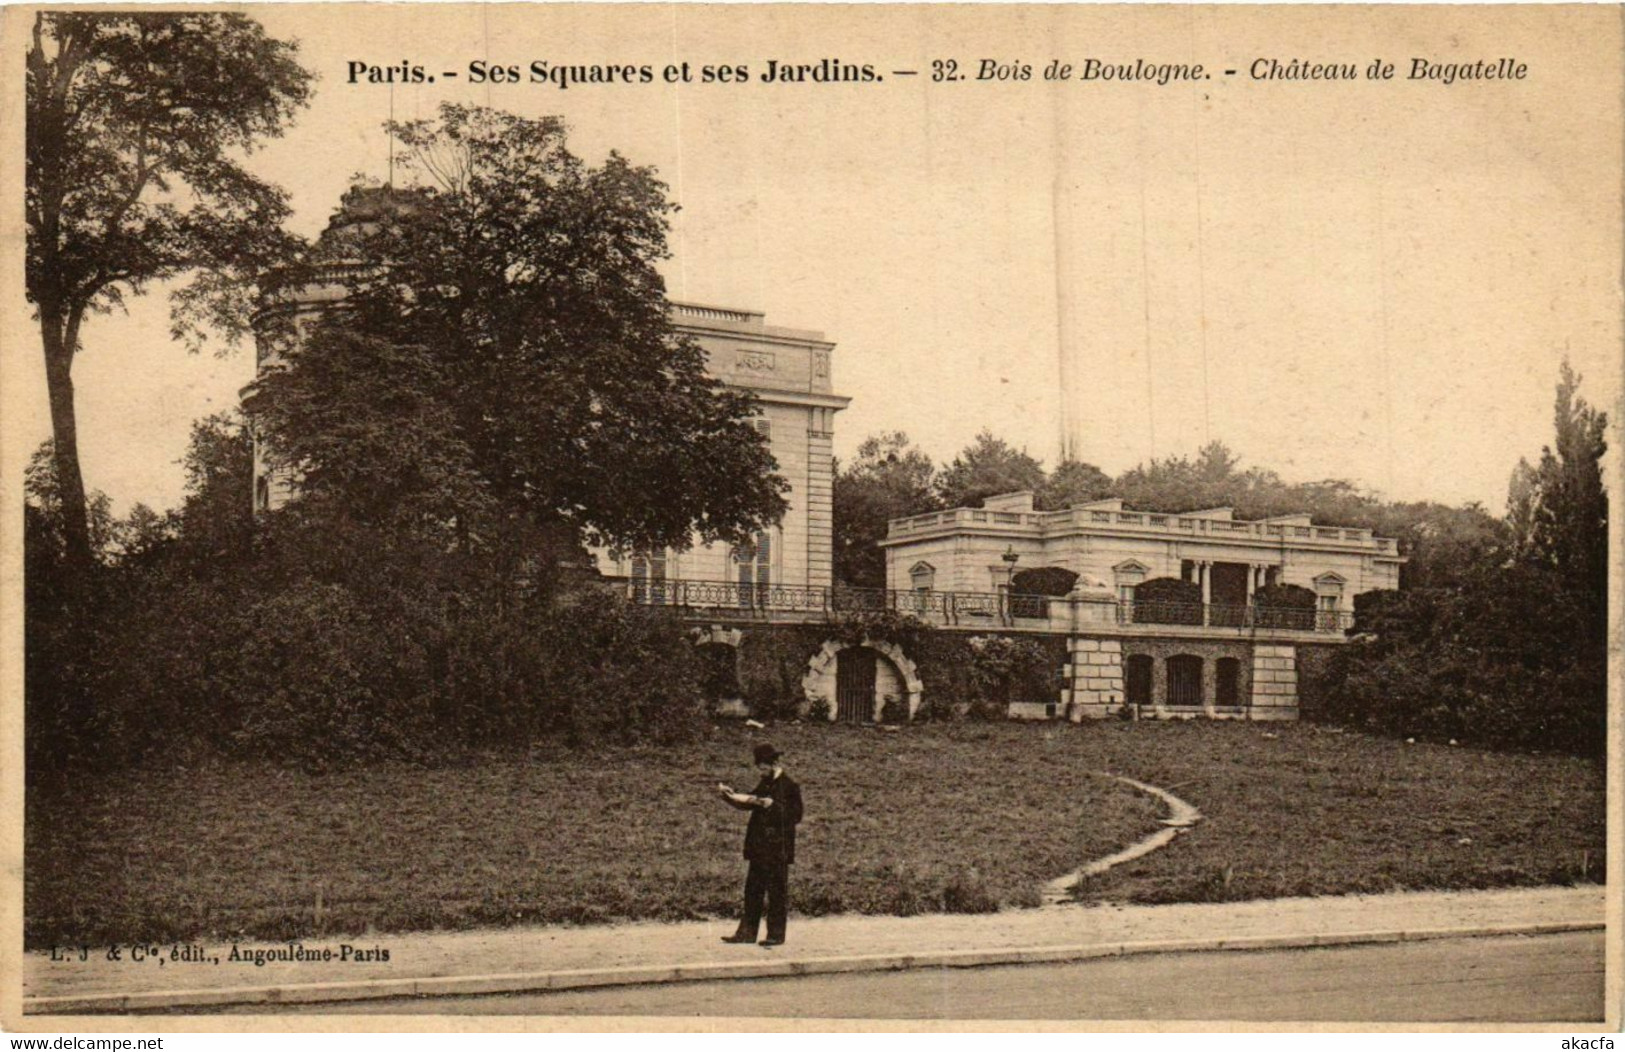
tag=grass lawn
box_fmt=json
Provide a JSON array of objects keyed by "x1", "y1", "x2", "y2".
[{"x1": 25, "y1": 721, "x2": 1604, "y2": 947}]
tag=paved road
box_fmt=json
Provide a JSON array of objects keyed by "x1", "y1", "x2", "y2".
[{"x1": 235, "y1": 932, "x2": 1603, "y2": 1022}]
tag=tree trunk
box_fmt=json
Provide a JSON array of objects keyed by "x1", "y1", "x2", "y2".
[{"x1": 40, "y1": 308, "x2": 94, "y2": 573}]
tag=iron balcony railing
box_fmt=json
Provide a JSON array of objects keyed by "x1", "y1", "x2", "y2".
[
  {"x1": 1114, "y1": 599, "x2": 1352, "y2": 632},
  {"x1": 610, "y1": 578, "x2": 1354, "y2": 633}
]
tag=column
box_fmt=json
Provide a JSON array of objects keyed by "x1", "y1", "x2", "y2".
[{"x1": 1199, "y1": 560, "x2": 1212, "y2": 625}]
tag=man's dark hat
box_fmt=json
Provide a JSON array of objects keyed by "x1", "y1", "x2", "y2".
[{"x1": 753, "y1": 743, "x2": 782, "y2": 764}]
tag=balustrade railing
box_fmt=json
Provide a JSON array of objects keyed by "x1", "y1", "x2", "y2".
[
  {"x1": 610, "y1": 578, "x2": 1354, "y2": 633},
  {"x1": 886, "y1": 506, "x2": 1401, "y2": 554}
]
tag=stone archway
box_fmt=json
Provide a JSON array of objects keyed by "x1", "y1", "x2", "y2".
[
  {"x1": 691, "y1": 626, "x2": 746, "y2": 717},
  {"x1": 802, "y1": 638, "x2": 923, "y2": 721}
]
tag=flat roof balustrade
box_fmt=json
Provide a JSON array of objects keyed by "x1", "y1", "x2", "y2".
[{"x1": 884, "y1": 506, "x2": 1401, "y2": 556}]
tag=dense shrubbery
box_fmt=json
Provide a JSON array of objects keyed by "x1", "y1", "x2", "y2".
[
  {"x1": 1129, "y1": 577, "x2": 1202, "y2": 625},
  {"x1": 963, "y1": 636, "x2": 1057, "y2": 718},
  {"x1": 1252, "y1": 583, "x2": 1318, "y2": 630},
  {"x1": 26, "y1": 485, "x2": 711, "y2": 772},
  {"x1": 1011, "y1": 566, "x2": 1080, "y2": 596},
  {"x1": 29, "y1": 108, "x2": 778, "y2": 773},
  {"x1": 538, "y1": 598, "x2": 709, "y2": 746},
  {"x1": 912, "y1": 633, "x2": 1064, "y2": 722},
  {"x1": 1315, "y1": 365, "x2": 1607, "y2": 757},
  {"x1": 1319, "y1": 567, "x2": 1605, "y2": 755}
]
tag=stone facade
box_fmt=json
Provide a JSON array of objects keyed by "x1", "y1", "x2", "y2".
[
  {"x1": 699, "y1": 621, "x2": 1304, "y2": 725},
  {"x1": 801, "y1": 638, "x2": 923, "y2": 721},
  {"x1": 1063, "y1": 637, "x2": 1125, "y2": 719},
  {"x1": 1250, "y1": 644, "x2": 1299, "y2": 720},
  {"x1": 248, "y1": 191, "x2": 850, "y2": 598},
  {"x1": 883, "y1": 491, "x2": 1403, "y2": 620},
  {"x1": 594, "y1": 303, "x2": 849, "y2": 591},
  {"x1": 1122, "y1": 638, "x2": 1255, "y2": 715}
]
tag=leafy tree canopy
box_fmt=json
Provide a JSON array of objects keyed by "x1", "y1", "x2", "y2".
[
  {"x1": 1505, "y1": 360, "x2": 1608, "y2": 631},
  {"x1": 172, "y1": 412, "x2": 255, "y2": 565},
  {"x1": 833, "y1": 432, "x2": 938, "y2": 587},
  {"x1": 26, "y1": 11, "x2": 312, "y2": 570},
  {"x1": 1324, "y1": 362, "x2": 1608, "y2": 755},
  {"x1": 24, "y1": 441, "x2": 118, "y2": 566},
  {"x1": 936, "y1": 429, "x2": 1045, "y2": 509},
  {"x1": 247, "y1": 104, "x2": 788, "y2": 565},
  {"x1": 1036, "y1": 458, "x2": 1112, "y2": 511}
]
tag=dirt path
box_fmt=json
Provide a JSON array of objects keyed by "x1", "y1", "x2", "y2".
[{"x1": 1043, "y1": 772, "x2": 1203, "y2": 903}]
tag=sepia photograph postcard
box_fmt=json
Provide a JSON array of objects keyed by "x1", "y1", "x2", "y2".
[{"x1": 1, "y1": 1, "x2": 1620, "y2": 1034}]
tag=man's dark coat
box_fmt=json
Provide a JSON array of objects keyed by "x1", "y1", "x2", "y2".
[{"x1": 741, "y1": 772, "x2": 804, "y2": 864}]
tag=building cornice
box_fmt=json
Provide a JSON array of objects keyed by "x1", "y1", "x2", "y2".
[
  {"x1": 679, "y1": 325, "x2": 837, "y2": 352},
  {"x1": 743, "y1": 390, "x2": 853, "y2": 410},
  {"x1": 879, "y1": 521, "x2": 1405, "y2": 561}
]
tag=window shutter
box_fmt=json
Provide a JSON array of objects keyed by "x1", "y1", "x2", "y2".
[{"x1": 632, "y1": 551, "x2": 668, "y2": 604}]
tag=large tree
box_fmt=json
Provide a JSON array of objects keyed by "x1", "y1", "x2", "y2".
[
  {"x1": 1324, "y1": 362, "x2": 1608, "y2": 756},
  {"x1": 170, "y1": 412, "x2": 255, "y2": 566},
  {"x1": 935, "y1": 430, "x2": 1046, "y2": 509},
  {"x1": 1505, "y1": 360, "x2": 1609, "y2": 632},
  {"x1": 26, "y1": 12, "x2": 311, "y2": 571},
  {"x1": 833, "y1": 432, "x2": 938, "y2": 587},
  {"x1": 1113, "y1": 440, "x2": 1252, "y2": 513},
  {"x1": 1036, "y1": 457, "x2": 1112, "y2": 511},
  {"x1": 246, "y1": 105, "x2": 787, "y2": 580}
]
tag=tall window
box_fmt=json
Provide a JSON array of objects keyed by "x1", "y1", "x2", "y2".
[
  {"x1": 1114, "y1": 562, "x2": 1148, "y2": 607},
  {"x1": 1314, "y1": 574, "x2": 1345, "y2": 629},
  {"x1": 631, "y1": 550, "x2": 667, "y2": 605},
  {"x1": 734, "y1": 532, "x2": 771, "y2": 606}
]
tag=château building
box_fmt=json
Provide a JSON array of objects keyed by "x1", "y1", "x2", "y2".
[
  {"x1": 253, "y1": 187, "x2": 1405, "y2": 725},
  {"x1": 590, "y1": 302, "x2": 850, "y2": 595}
]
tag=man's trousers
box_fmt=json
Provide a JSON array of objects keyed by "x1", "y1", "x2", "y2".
[{"x1": 734, "y1": 860, "x2": 789, "y2": 942}]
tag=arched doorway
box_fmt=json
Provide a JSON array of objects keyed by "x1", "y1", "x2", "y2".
[
  {"x1": 697, "y1": 643, "x2": 743, "y2": 707},
  {"x1": 1124, "y1": 654, "x2": 1154, "y2": 707},
  {"x1": 835, "y1": 646, "x2": 878, "y2": 723},
  {"x1": 1167, "y1": 654, "x2": 1204, "y2": 706},
  {"x1": 691, "y1": 626, "x2": 746, "y2": 716},
  {"x1": 803, "y1": 638, "x2": 924, "y2": 722},
  {"x1": 1215, "y1": 657, "x2": 1240, "y2": 706}
]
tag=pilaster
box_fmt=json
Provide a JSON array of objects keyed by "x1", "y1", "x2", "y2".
[{"x1": 805, "y1": 410, "x2": 835, "y2": 588}]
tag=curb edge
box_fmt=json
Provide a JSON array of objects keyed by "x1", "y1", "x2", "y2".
[{"x1": 25, "y1": 919, "x2": 1604, "y2": 1015}]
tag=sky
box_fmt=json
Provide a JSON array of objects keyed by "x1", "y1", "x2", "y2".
[{"x1": 10, "y1": 4, "x2": 1622, "y2": 518}]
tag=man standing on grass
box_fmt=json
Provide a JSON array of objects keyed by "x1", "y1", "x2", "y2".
[{"x1": 717, "y1": 742, "x2": 804, "y2": 947}]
